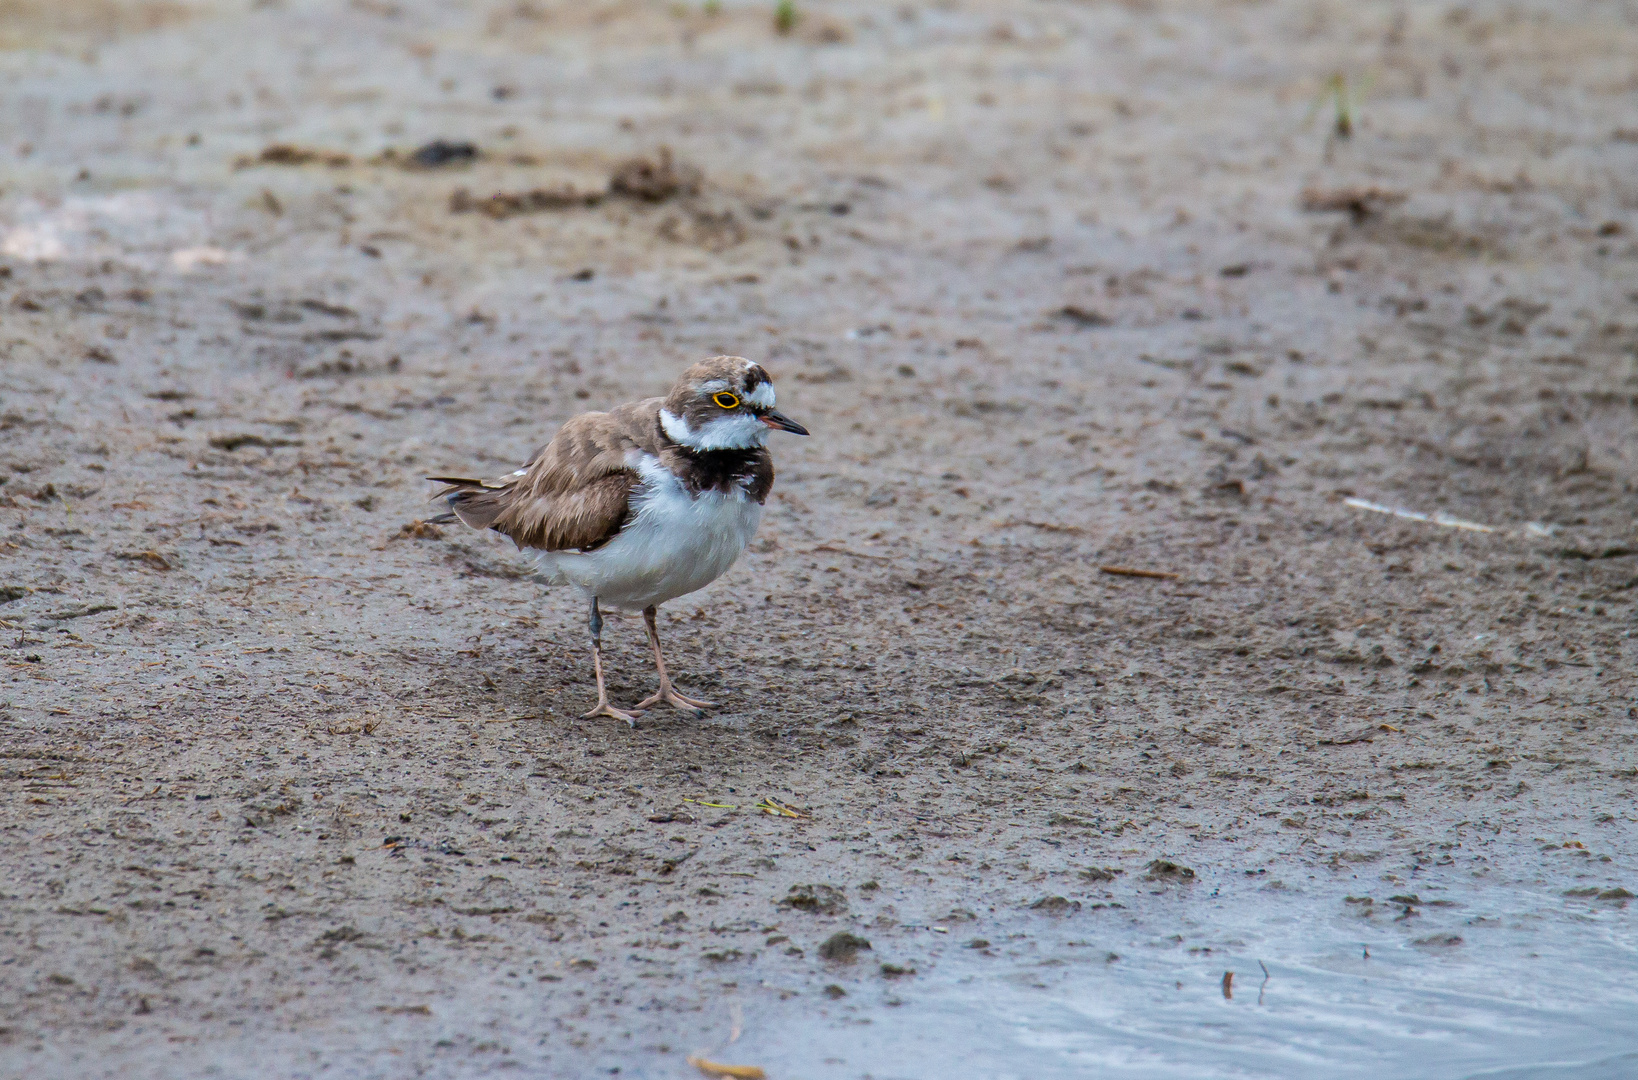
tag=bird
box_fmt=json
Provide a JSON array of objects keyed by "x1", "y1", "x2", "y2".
[{"x1": 427, "y1": 355, "x2": 808, "y2": 726}]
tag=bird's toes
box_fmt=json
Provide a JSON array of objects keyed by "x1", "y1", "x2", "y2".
[{"x1": 581, "y1": 702, "x2": 643, "y2": 727}]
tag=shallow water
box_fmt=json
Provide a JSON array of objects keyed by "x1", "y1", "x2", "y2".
[{"x1": 710, "y1": 875, "x2": 1638, "y2": 1080}]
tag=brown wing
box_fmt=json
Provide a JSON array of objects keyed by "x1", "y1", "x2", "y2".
[
  {"x1": 495, "y1": 471, "x2": 635, "y2": 551},
  {"x1": 431, "y1": 402, "x2": 663, "y2": 552}
]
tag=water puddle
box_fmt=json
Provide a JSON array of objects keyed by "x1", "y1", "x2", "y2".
[{"x1": 723, "y1": 874, "x2": 1638, "y2": 1080}]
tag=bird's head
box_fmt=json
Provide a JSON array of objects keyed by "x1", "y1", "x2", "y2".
[{"x1": 659, "y1": 355, "x2": 808, "y2": 451}]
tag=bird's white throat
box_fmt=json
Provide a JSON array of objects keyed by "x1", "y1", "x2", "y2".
[{"x1": 660, "y1": 408, "x2": 770, "y2": 451}]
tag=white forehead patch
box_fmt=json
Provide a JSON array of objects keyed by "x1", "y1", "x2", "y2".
[{"x1": 744, "y1": 382, "x2": 775, "y2": 409}]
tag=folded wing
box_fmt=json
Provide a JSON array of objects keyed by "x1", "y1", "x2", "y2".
[{"x1": 429, "y1": 408, "x2": 652, "y2": 552}]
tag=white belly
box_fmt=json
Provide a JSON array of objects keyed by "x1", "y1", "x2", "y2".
[{"x1": 534, "y1": 462, "x2": 762, "y2": 611}]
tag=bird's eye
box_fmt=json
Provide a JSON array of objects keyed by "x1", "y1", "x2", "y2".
[{"x1": 712, "y1": 391, "x2": 741, "y2": 409}]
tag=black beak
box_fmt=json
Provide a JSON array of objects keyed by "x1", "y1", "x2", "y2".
[{"x1": 759, "y1": 408, "x2": 809, "y2": 436}]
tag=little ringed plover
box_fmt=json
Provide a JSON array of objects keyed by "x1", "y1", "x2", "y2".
[{"x1": 429, "y1": 355, "x2": 808, "y2": 726}]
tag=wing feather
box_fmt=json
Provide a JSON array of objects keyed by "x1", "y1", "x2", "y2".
[
  {"x1": 428, "y1": 402, "x2": 663, "y2": 552},
  {"x1": 497, "y1": 471, "x2": 635, "y2": 550}
]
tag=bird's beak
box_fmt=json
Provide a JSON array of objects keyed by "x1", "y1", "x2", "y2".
[{"x1": 759, "y1": 408, "x2": 809, "y2": 436}]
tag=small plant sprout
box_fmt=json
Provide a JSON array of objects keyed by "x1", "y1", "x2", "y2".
[{"x1": 1305, "y1": 71, "x2": 1375, "y2": 161}]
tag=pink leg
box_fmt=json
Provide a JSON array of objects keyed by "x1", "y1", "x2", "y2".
[{"x1": 632, "y1": 605, "x2": 716, "y2": 717}]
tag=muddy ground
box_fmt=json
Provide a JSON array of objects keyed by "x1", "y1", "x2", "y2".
[{"x1": 1, "y1": 1, "x2": 1636, "y2": 1077}]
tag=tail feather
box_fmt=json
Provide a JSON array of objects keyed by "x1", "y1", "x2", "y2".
[
  {"x1": 425, "y1": 475, "x2": 498, "y2": 487},
  {"x1": 426, "y1": 475, "x2": 513, "y2": 531}
]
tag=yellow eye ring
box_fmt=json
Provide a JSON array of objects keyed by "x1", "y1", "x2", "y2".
[{"x1": 712, "y1": 391, "x2": 741, "y2": 409}]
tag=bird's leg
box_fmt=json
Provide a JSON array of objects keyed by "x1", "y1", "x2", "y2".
[
  {"x1": 579, "y1": 596, "x2": 640, "y2": 727},
  {"x1": 633, "y1": 605, "x2": 717, "y2": 716}
]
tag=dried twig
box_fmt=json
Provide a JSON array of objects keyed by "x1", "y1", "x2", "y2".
[
  {"x1": 810, "y1": 543, "x2": 890, "y2": 561},
  {"x1": 754, "y1": 796, "x2": 808, "y2": 819},
  {"x1": 1344, "y1": 496, "x2": 1559, "y2": 540},
  {"x1": 1343, "y1": 496, "x2": 1494, "y2": 533},
  {"x1": 1098, "y1": 565, "x2": 1180, "y2": 580},
  {"x1": 687, "y1": 1057, "x2": 766, "y2": 1080},
  {"x1": 1001, "y1": 518, "x2": 1086, "y2": 534}
]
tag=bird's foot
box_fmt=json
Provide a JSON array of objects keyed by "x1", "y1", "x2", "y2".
[
  {"x1": 579, "y1": 700, "x2": 642, "y2": 728},
  {"x1": 633, "y1": 683, "x2": 716, "y2": 717}
]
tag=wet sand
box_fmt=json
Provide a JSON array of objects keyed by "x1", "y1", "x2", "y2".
[{"x1": 2, "y1": 1, "x2": 1636, "y2": 1077}]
